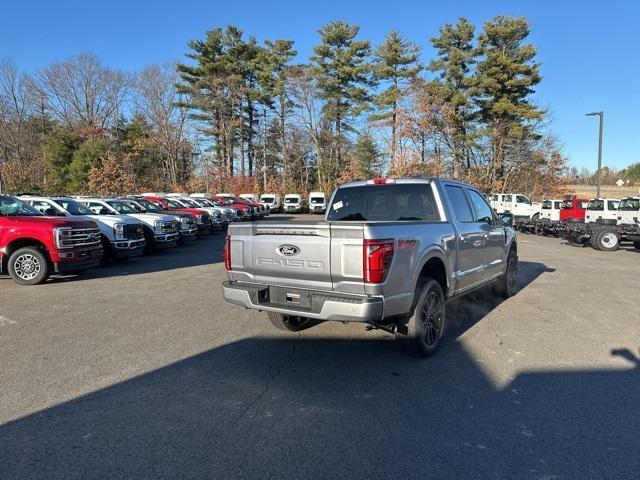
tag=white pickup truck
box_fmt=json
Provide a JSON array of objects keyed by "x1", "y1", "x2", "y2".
[
  {"x1": 76, "y1": 198, "x2": 179, "y2": 252},
  {"x1": 21, "y1": 195, "x2": 146, "y2": 262},
  {"x1": 490, "y1": 193, "x2": 541, "y2": 220}
]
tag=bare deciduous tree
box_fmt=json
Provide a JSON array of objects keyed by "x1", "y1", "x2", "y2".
[
  {"x1": 135, "y1": 63, "x2": 191, "y2": 186},
  {"x1": 34, "y1": 53, "x2": 129, "y2": 131}
]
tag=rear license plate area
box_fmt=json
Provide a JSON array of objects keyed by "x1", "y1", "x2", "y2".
[{"x1": 268, "y1": 287, "x2": 311, "y2": 309}]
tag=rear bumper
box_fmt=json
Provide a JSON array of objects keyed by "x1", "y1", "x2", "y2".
[{"x1": 222, "y1": 281, "x2": 384, "y2": 322}]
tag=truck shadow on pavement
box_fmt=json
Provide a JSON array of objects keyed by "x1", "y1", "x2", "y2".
[
  {"x1": 50, "y1": 233, "x2": 228, "y2": 282},
  {"x1": 2, "y1": 338, "x2": 637, "y2": 479},
  {"x1": 7, "y1": 260, "x2": 637, "y2": 479}
]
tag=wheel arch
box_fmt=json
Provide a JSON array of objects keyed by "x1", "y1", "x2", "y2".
[
  {"x1": 410, "y1": 249, "x2": 451, "y2": 310},
  {"x1": 2, "y1": 238, "x2": 52, "y2": 272}
]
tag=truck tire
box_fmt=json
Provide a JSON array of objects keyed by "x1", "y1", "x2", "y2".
[
  {"x1": 593, "y1": 229, "x2": 620, "y2": 251},
  {"x1": 267, "y1": 312, "x2": 316, "y2": 332},
  {"x1": 100, "y1": 235, "x2": 112, "y2": 265},
  {"x1": 634, "y1": 242, "x2": 640, "y2": 251},
  {"x1": 493, "y1": 250, "x2": 518, "y2": 298},
  {"x1": 395, "y1": 278, "x2": 446, "y2": 357},
  {"x1": 7, "y1": 247, "x2": 50, "y2": 285}
]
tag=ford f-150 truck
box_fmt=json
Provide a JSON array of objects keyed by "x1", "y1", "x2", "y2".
[
  {"x1": 223, "y1": 178, "x2": 518, "y2": 357},
  {"x1": 0, "y1": 196, "x2": 102, "y2": 285}
]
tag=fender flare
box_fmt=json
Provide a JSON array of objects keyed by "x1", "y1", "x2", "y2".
[{"x1": 409, "y1": 245, "x2": 453, "y2": 303}]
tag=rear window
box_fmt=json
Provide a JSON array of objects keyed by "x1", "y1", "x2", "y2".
[{"x1": 327, "y1": 184, "x2": 440, "y2": 222}]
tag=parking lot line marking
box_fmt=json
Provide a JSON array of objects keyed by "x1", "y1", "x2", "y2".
[{"x1": 0, "y1": 315, "x2": 17, "y2": 326}]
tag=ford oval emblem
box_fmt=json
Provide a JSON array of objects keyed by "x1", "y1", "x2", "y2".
[{"x1": 278, "y1": 244, "x2": 300, "y2": 256}]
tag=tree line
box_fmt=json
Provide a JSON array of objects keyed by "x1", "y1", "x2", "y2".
[{"x1": 1, "y1": 16, "x2": 572, "y2": 198}]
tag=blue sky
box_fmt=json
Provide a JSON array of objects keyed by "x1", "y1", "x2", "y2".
[{"x1": 3, "y1": 0, "x2": 638, "y2": 170}]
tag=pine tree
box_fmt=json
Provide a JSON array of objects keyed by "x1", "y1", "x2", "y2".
[
  {"x1": 474, "y1": 16, "x2": 543, "y2": 182},
  {"x1": 372, "y1": 31, "x2": 421, "y2": 165},
  {"x1": 310, "y1": 21, "x2": 372, "y2": 166},
  {"x1": 428, "y1": 17, "x2": 477, "y2": 179},
  {"x1": 353, "y1": 132, "x2": 381, "y2": 178},
  {"x1": 261, "y1": 39, "x2": 297, "y2": 181}
]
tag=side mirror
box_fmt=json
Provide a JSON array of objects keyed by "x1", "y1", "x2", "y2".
[{"x1": 500, "y1": 213, "x2": 514, "y2": 227}]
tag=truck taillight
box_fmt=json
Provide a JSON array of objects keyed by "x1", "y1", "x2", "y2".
[
  {"x1": 224, "y1": 235, "x2": 231, "y2": 271},
  {"x1": 363, "y1": 239, "x2": 394, "y2": 284}
]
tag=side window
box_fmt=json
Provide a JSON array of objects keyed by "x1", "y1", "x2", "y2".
[
  {"x1": 445, "y1": 185, "x2": 474, "y2": 223},
  {"x1": 608, "y1": 200, "x2": 620, "y2": 211},
  {"x1": 502, "y1": 195, "x2": 512, "y2": 202},
  {"x1": 88, "y1": 202, "x2": 105, "y2": 214},
  {"x1": 554, "y1": 201, "x2": 563, "y2": 210},
  {"x1": 467, "y1": 189, "x2": 494, "y2": 224},
  {"x1": 516, "y1": 195, "x2": 531, "y2": 205},
  {"x1": 30, "y1": 200, "x2": 52, "y2": 213}
]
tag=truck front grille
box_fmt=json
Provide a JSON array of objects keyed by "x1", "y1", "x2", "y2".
[
  {"x1": 161, "y1": 221, "x2": 178, "y2": 233},
  {"x1": 57, "y1": 227, "x2": 101, "y2": 248},
  {"x1": 124, "y1": 224, "x2": 145, "y2": 240}
]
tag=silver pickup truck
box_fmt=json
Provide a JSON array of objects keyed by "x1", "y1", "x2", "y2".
[{"x1": 223, "y1": 178, "x2": 517, "y2": 357}]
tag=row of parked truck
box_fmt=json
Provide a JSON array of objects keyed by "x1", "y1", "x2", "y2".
[
  {"x1": 0, "y1": 192, "x2": 275, "y2": 286},
  {"x1": 490, "y1": 192, "x2": 640, "y2": 251}
]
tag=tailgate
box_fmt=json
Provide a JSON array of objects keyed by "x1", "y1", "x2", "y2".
[
  {"x1": 228, "y1": 222, "x2": 366, "y2": 294},
  {"x1": 231, "y1": 222, "x2": 333, "y2": 290}
]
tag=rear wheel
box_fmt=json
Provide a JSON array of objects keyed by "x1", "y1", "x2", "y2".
[
  {"x1": 8, "y1": 247, "x2": 50, "y2": 285},
  {"x1": 395, "y1": 278, "x2": 446, "y2": 357},
  {"x1": 593, "y1": 228, "x2": 620, "y2": 251},
  {"x1": 267, "y1": 312, "x2": 317, "y2": 332},
  {"x1": 634, "y1": 242, "x2": 640, "y2": 251}
]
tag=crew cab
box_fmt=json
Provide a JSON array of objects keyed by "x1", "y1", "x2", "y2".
[
  {"x1": 585, "y1": 198, "x2": 620, "y2": 224},
  {"x1": 124, "y1": 197, "x2": 198, "y2": 242},
  {"x1": 76, "y1": 198, "x2": 179, "y2": 252},
  {"x1": 223, "y1": 178, "x2": 518, "y2": 357},
  {"x1": 490, "y1": 193, "x2": 541, "y2": 220},
  {"x1": 0, "y1": 196, "x2": 102, "y2": 285},
  {"x1": 21, "y1": 195, "x2": 145, "y2": 263},
  {"x1": 308, "y1": 191, "x2": 327, "y2": 214},
  {"x1": 142, "y1": 195, "x2": 212, "y2": 235}
]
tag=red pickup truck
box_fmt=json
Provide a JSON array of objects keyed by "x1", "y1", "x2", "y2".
[{"x1": 0, "y1": 196, "x2": 102, "y2": 285}]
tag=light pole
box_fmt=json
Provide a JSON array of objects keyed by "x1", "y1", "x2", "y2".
[{"x1": 586, "y1": 111, "x2": 604, "y2": 198}]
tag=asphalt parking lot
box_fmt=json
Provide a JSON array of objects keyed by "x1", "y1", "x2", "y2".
[{"x1": 1, "y1": 215, "x2": 639, "y2": 479}]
